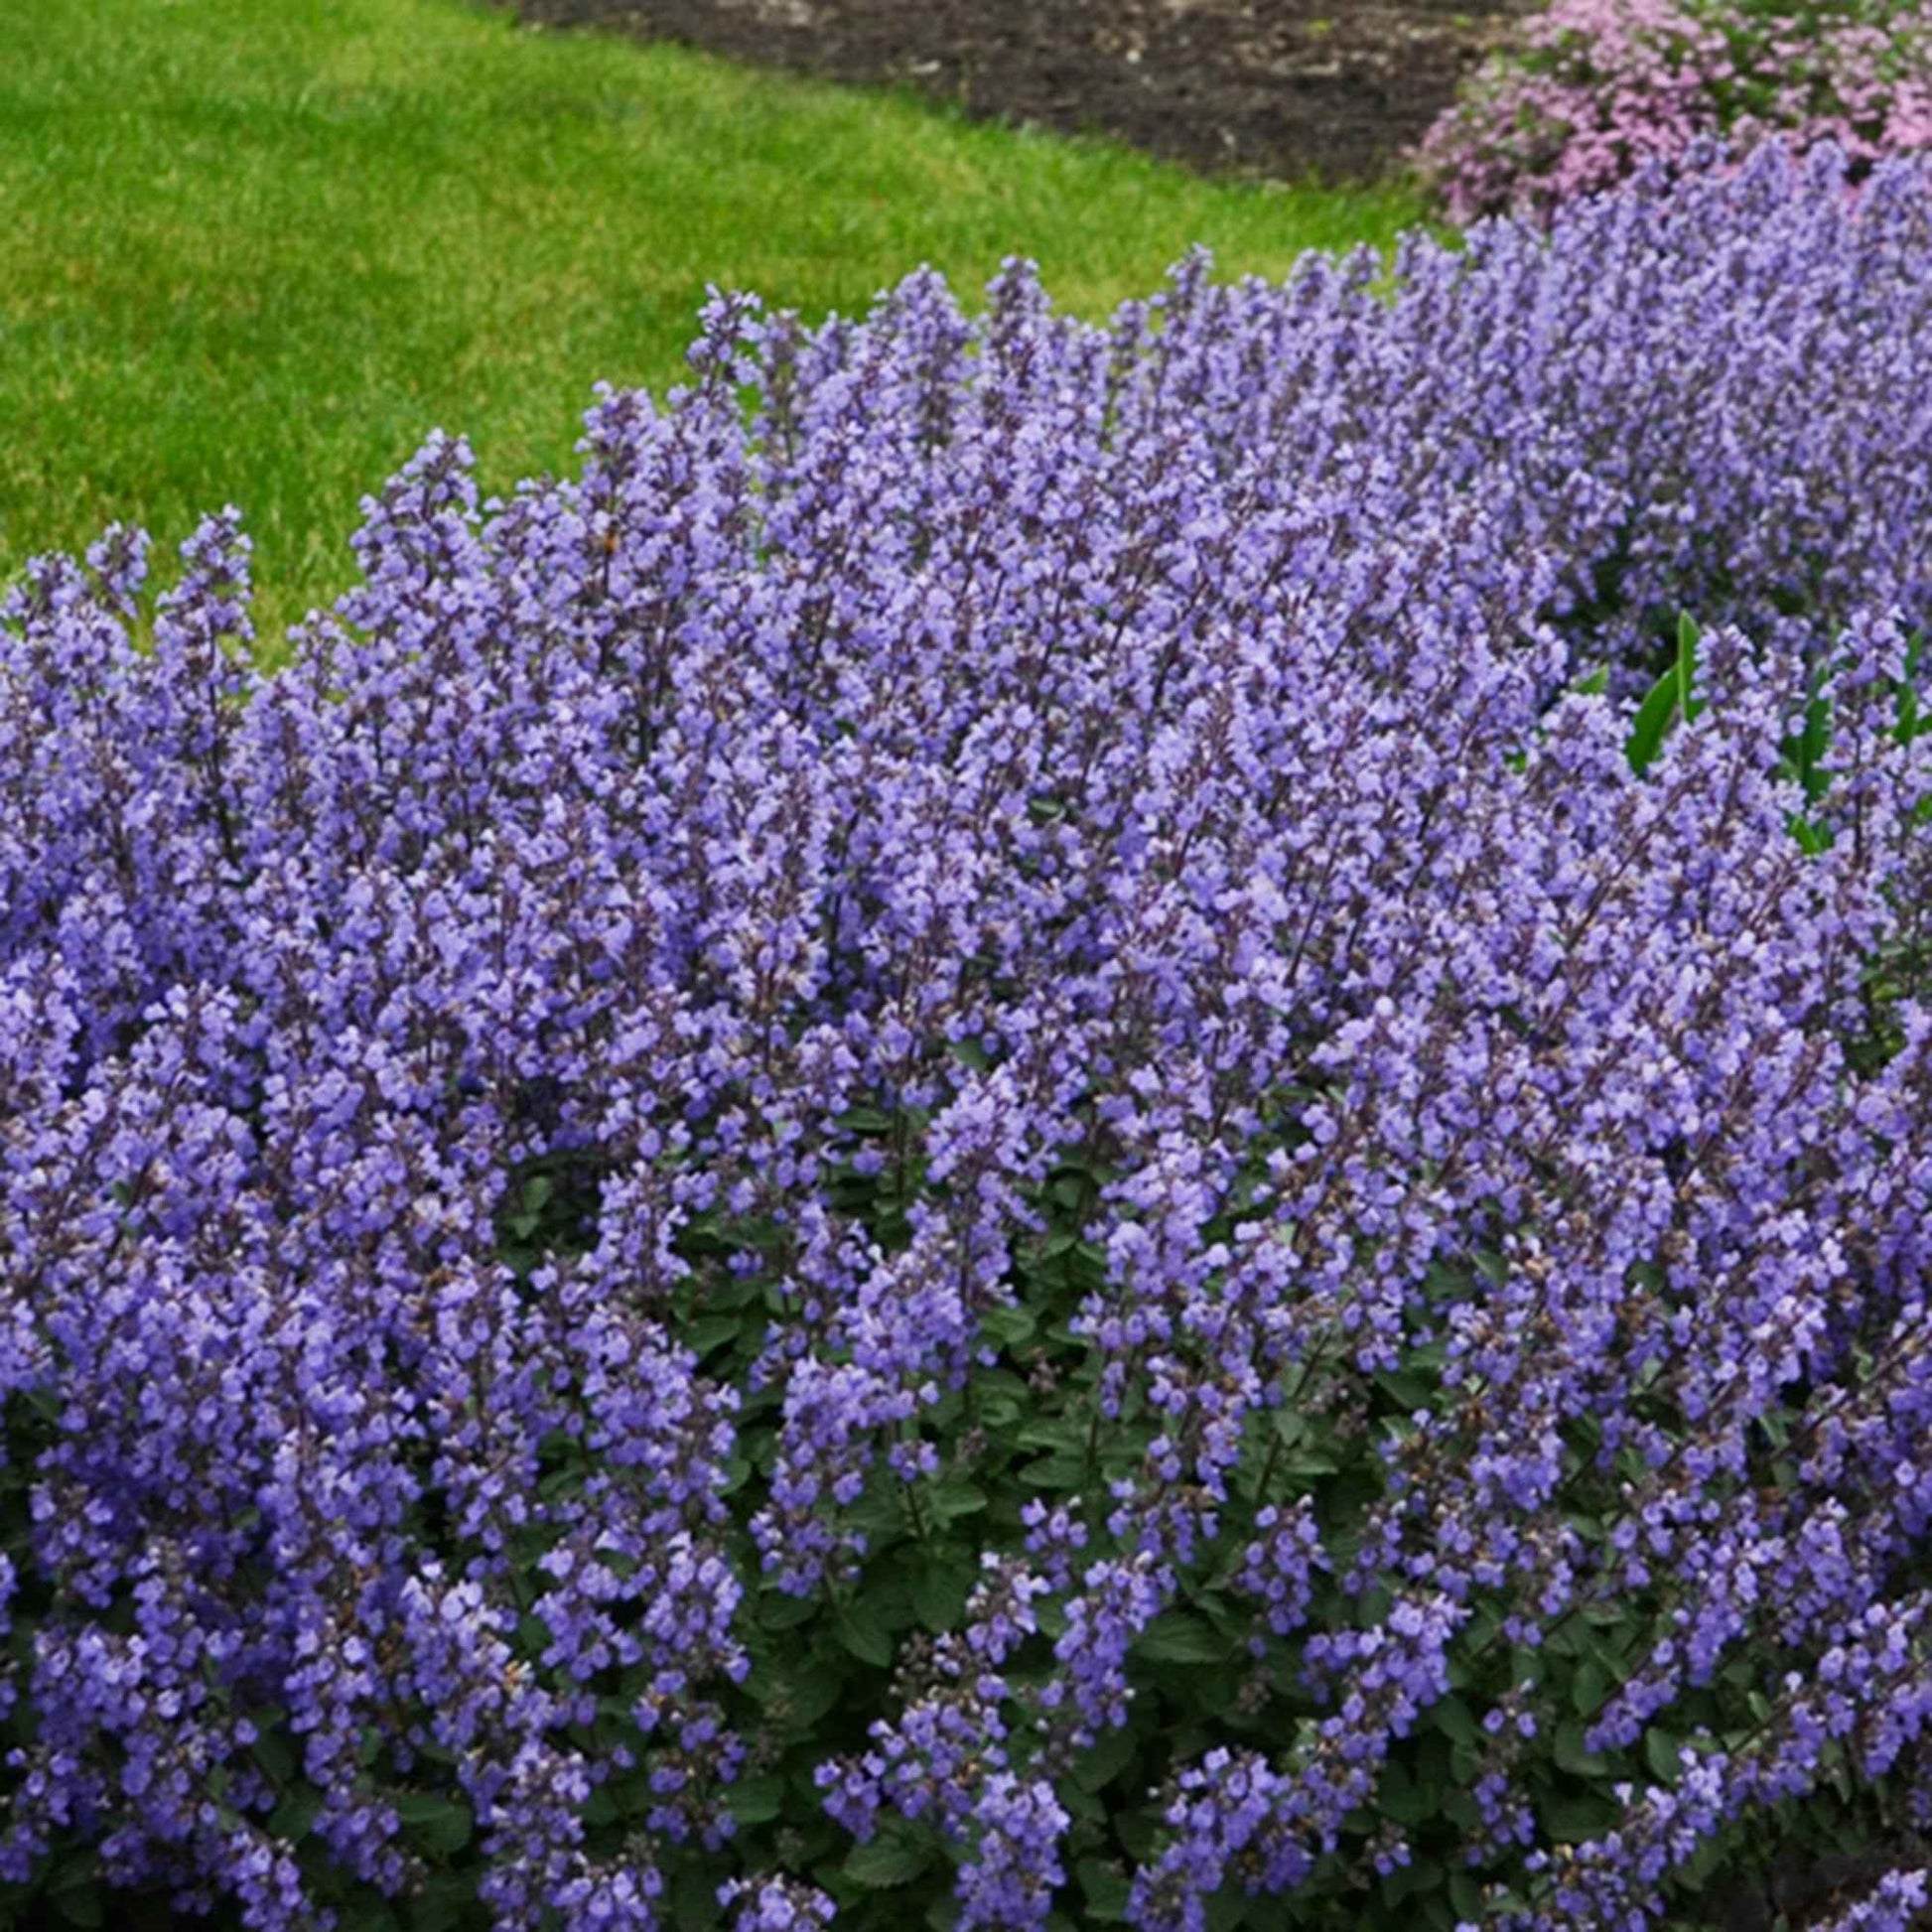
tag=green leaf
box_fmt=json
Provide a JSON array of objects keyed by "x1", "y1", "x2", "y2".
[
  {"x1": 1628, "y1": 611, "x2": 1703, "y2": 774},
  {"x1": 780, "y1": 1666, "x2": 846, "y2": 1730},
  {"x1": 1077, "y1": 1860, "x2": 1133, "y2": 1922},
  {"x1": 406, "y1": 1874, "x2": 476, "y2": 1932},
  {"x1": 1539, "y1": 1789, "x2": 1621, "y2": 1845},
  {"x1": 670, "y1": 1864, "x2": 727, "y2": 1928},
  {"x1": 1073, "y1": 1720, "x2": 1139, "y2": 1794},
  {"x1": 1644, "y1": 1727, "x2": 1683, "y2": 1784},
  {"x1": 681, "y1": 1314, "x2": 744, "y2": 1358},
  {"x1": 1898, "y1": 629, "x2": 1925, "y2": 745},
  {"x1": 845, "y1": 1836, "x2": 934, "y2": 1888},
  {"x1": 1554, "y1": 1720, "x2": 1607, "y2": 1777},
  {"x1": 1134, "y1": 1612, "x2": 1228, "y2": 1665},
  {"x1": 1677, "y1": 611, "x2": 1705, "y2": 720},
  {"x1": 394, "y1": 1792, "x2": 475, "y2": 1857},
  {"x1": 1373, "y1": 1369, "x2": 1432, "y2": 1411},
  {"x1": 48, "y1": 1868, "x2": 104, "y2": 1931},
  {"x1": 910, "y1": 1555, "x2": 977, "y2": 1631},
  {"x1": 1627, "y1": 664, "x2": 1680, "y2": 774},
  {"x1": 928, "y1": 1480, "x2": 988, "y2": 1525},
  {"x1": 1790, "y1": 814, "x2": 1834, "y2": 855},
  {"x1": 268, "y1": 1781, "x2": 327, "y2": 1841},
  {"x1": 728, "y1": 1773, "x2": 786, "y2": 1825},
  {"x1": 250, "y1": 1720, "x2": 298, "y2": 1784},
  {"x1": 758, "y1": 1588, "x2": 819, "y2": 1630},
  {"x1": 834, "y1": 1603, "x2": 896, "y2": 1669},
  {"x1": 1428, "y1": 1696, "x2": 1480, "y2": 1748},
  {"x1": 1378, "y1": 1759, "x2": 1438, "y2": 1828},
  {"x1": 980, "y1": 1304, "x2": 1037, "y2": 1348},
  {"x1": 1795, "y1": 688, "x2": 1834, "y2": 800},
  {"x1": 1019, "y1": 1451, "x2": 1087, "y2": 1488},
  {"x1": 1571, "y1": 1658, "x2": 1613, "y2": 1717}
]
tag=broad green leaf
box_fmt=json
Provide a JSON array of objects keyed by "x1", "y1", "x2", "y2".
[
  {"x1": 1539, "y1": 1789, "x2": 1622, "y2": 1844},
  {"x1": 268, "y1": 1781, "x2": 327, "y2": 1841},
  {"x1": 834, "y1": 1602, "x2": 896, "y2": 1669},
  {"x1": 1134, "y1": 1612, "x2": 1228, "y2": 1665},
  {"x1": 681, "y1": 1314, "x2": 744, "y2": 1358},
  {"x1": 728, "y1": 1774, "x2": 785, "y2": 1825},
  {"x1": 910, "y1": 1555, "x2": 977, "y2": 1631},
  {"x1": 1078, "y1": 1860, "x2": 1133, "y2": 1922},
  {"x1": 1644, "y1": 1727, "x2": 1684, "y2": 1784},
  {"x1": 1554, "y1": 1720, "x2": 1607, "y2": 1776},
  {"x1": 1072, "y1": 1721, "x2": 1139, "y2": 1796},
  {"x1": 845, "y1": 1835, "x2": 934, "y2": 1888},
  {"x1": 394, "y1": 1791, "x2": 474, "y2": 1857}
]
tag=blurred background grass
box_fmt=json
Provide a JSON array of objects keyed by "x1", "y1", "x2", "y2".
[{"x1": 0, "y1": 0, "x2": 1424, "y2": 638}]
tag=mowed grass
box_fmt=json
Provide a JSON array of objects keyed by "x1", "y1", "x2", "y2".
[{"x1": 0, "y1": 0, "x2": 1425, "y2": 639}]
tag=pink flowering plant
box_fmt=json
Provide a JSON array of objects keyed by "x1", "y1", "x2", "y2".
[
  {"x1": 6, "y1": 145, "x2": 1932, "y2": 1932},
  {"x1": 1417, "y1": 0, "x2": 1932, "y2": 220}
]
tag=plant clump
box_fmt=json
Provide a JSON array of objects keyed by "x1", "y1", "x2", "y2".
[
  {"x1": 1417, "y1": 0, "x2": 1932, "y2": 221},
  {"x1": 4, "y1": 143, "x2": 1932, "y2": 1932}
]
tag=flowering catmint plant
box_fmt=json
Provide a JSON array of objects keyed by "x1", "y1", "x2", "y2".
[
  {"x1": 5, "y1": 142, "x2": 1932, "y2": 1932},
  {"x1": 1417, "y1": 0, "x2": 1932, "y2": 220}
]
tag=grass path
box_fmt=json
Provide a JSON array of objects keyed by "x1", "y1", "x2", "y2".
[{"x1": 1, "y1": 0, "x2": 1423, "y2": 636}]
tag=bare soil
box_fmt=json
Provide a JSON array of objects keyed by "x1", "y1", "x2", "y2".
[{"x1": 506, "y1": 0, "x2": 1539, "y2": 184}]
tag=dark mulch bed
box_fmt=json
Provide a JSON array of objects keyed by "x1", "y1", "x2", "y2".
[{"x1": 506, "y1": 0, "x2": 1539, "y2": 184}]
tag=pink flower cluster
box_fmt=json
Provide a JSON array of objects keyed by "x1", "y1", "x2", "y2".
[{"x1": 1417, "y1": 0, "x2": 1932, "y2": 220}]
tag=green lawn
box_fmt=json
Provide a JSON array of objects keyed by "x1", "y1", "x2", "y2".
[{"x1": 1, "y1": 0, "x2": 1424, "y2": 639}]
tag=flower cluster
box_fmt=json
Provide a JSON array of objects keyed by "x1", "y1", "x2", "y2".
[
  {"x1": 1417, "y1": 0, "x2": 1932, "y2": 220},
  {"x1": 4, "y1": 144, "x2": 1932, "y2": 1932}
]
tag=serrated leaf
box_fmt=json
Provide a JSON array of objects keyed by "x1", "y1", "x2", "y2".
[
  {"x1": 980, "y1": 1304, "x2": 1037, "y2": 1347},
  {"x1": 1073, "y1": 1720, "x2": 1139, "y2": 1793},
  {"x1": 782, "y1": 1667, "x2": 845, "y2": 1730},
  {"x1": 1373, "y1": 1369, "x2": 1432, "y2": 1410},
  {"x1": 681, "y1": 1314, "x2": 744, "y2": 1358},
  {"x1": 910, "y1": 1556, "x2": 976, "y2": 1631},
  {"x1": 928, "y1": 1480, "x2": 988, "y2": 1525},
  {"x1": 834, "y1": 1603, "x2": 896, "y2": 1669},
  {"x1": 758, "y1": 1588, "x2": 818, "y2": 1631},
  {"x1": 728, "y1": 1774, "x2": 785, "y2": 1825},
  {"x1": 1019, "y1": 1451, "x2": 1087, "y2": 1488},
  {"x1": 1135, "y1": 1612, "x2": 1227, "y2": 1665},
  {"x1": 845, "y1": 1836, "x2": 934, "y2": 1888}
]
